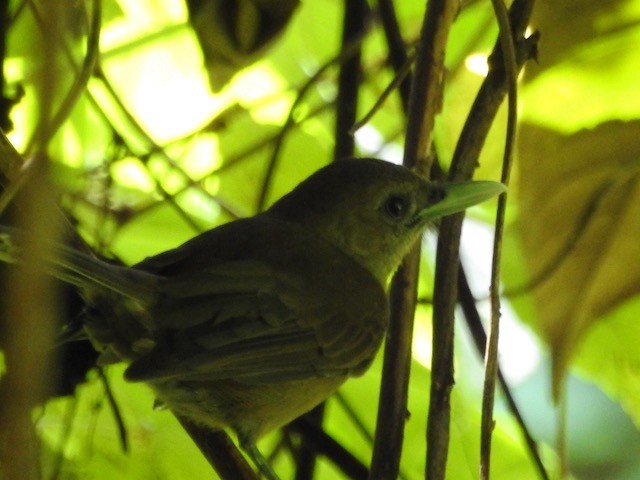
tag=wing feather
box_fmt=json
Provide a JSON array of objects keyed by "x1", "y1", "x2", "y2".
[{"x1": 121, "y1": 216, "x2": 388, "y2": 386}]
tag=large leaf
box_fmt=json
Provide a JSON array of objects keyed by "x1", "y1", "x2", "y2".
[
  {"x1": 517, "y1": 120, "x2": 640, "y2": 397},
  {"x1": 515, "y1": 0, "x2": 640, "y2": 404}
]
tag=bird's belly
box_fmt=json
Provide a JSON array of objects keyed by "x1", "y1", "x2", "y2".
[{"x1": 151, "y1": 376, "x2": 347, "y2": 440}]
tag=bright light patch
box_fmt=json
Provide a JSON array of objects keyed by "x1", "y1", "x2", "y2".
[
  {"x1": 460, "y1": 219, "x2": 542, "y2": 384},
  {"x1": 55, "y1": 125, "x2": 83, "y2": 168},
  {"x1": 465, "y1": 53, "x2": 489, "y2": 77},
  {"x1": 112, "y1": 157, "x2": 155, "y2": 192},
  {"x1": 178, "y1": 188, "x2": 222, "y2": 222},
  {"x1": 230, "y1": 64, "x2": 292, "y2": 124},
  {"x1": 522, "y1": 57, "x2": 640, "y2": 133},
  {"x1": 7, "y1": 101, "x2": 28, "y2": 151},
  {"x1": 3, "y1": 57, "x2": 23, "y2": 82},
  {"x1": 412, "y1": 309, "x2": 433, "y2": 369},
  {"x1": 183, "y1": 136, "x2": 220, "y2": 178},
  {"x1": 354, "y1": 125, "x2": 403, "y2": 164},
  {"x1": 101, "y1": 28, "x2": 224, "y2": 142}
]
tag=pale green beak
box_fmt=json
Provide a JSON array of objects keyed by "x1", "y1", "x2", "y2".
[{"x1": 417, "y1": 180, "x2": 506, "y2": 221}]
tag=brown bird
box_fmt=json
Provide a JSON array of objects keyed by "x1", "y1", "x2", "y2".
[{"x1": 0, "y1": 158, "x2": 504, "y2": 478}]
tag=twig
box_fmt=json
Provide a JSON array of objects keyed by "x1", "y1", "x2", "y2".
[
  {"x1": 375, "y1": 11, "x2": 548, "y2": 475},
  {"x1": 457, "y1": 271, "x2": 549, "y2": 480},
  {"x1": 286, "y1": 416, "x2": 369, "y2": 480},
  {"x1": 24, "y1": 0, "x2": 101, "y2": 155},
  {"x1": 402, "y1": 0, "x2": 457, "y2": 174},
  {"x1": 480, "y1": 0, "x2": 519, "y2": 478},
  {"x1": 255, "y1": 31, "x2": 368, "y2": 212},
  {"x1": 292, "y1": 404, "x2": 326, "y2": 480},
  {"x1": 371, "y1": 0, "x2": 458, "y2": 478},
  {"x1": 334, "y1": 391, "x2": 374, "y2": 444},
  {"x1": 290, "y1": 3, "x2": 369, "y2": 478},
  {"x1": 376, "y1": 0, "x2": 413, "y2": 112},
  {"x1": 334, "y1": 0, "x2": 368, "y2": 160},
  {"x1": 97, "y1": 367, "x2": 129, "y2": 452},
  {"x1": 370, "y1": 245, "x2": 421, "y2": 480},
  {"x1": 428, "y1": 0, "x2": 538, "y2": 478},
  {"x1": 0, "y1": 0, "x2": 100, "y2": 214},
  {"x1": 0, "y1": 0, "x2": 15, "y2": 132},
  {"x1": 349, "y1": 52, "x2": 415, "y2": 134},
  {"x1": 176, "y1": 416, "x2": 258, "y2": 480}
]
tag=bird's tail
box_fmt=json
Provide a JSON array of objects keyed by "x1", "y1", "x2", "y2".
[
  {"x1": 0, "y1": 224, "x2": 158, "y2": 304},
  {"x1": 0, "y1": 224, "x2": 160, "y2": 362}
]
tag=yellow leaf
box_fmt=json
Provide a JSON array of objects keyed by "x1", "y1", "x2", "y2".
[{"x1": 517, "y1": 120, "x2": 640, "y2": 398}]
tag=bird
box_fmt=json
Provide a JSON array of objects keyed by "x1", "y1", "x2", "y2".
[{"x1": 0, "y1": 157, "x2": 504, "y2": 478}]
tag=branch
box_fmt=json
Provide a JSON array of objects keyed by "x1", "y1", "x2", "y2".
[
  {"x1": 286, "y1": 415, "x2": 369, "y2": 480},
  {"x1": 0, "y1": 6, "x2": 65, "y2": 479},
  {"x1": 370, "y1": 1, "x2": 459, "y2": 479},
  {"x1": 334, "y1": 0, "x2": 368, "y2": 160},
  {"x1": 427, "y1": 0, "x2": 539, "y2": 478},
  {"x1": 480, "y1": 0, "x2": 518, "y2": 476},
  {"x1": 177, "y1": 416, "x2": 258, "y2": 480}
]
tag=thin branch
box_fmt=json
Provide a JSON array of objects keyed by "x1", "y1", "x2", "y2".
[
  {"x1": 371, "y1": 1, "x2": 459, "y2": 477},
  {"x1": 176, "y1": 416, "x2": 258, "y2": 480},
  {"x1": 428, "y1": 0, "x2": 538, "y2": 478},
  {"x1": 334, "y1": 0, "x2": 368, "y2": 160},
  {"x1": 480, "y1": 0, "x2": 519, "y2": 477},
  {"x1": 334, "y1": 391, "x2": 374, "y2": 444},
  {"x1": 292, "y1": 404, "x2": 325, "y2": 480},
  {"x1": 255, "y1": 31, "x2": 368, "y2": 212},
  {"x1": 350, "y1": 52, "x2": 415, "y2": 134},
  {"x1": 402, "y1": 0, "x2": 457, "y2": 174},
  {"x1": 286, "y1": 416, "x2": 369, "y2": 480},
  {"x1": 24, "y1": 0, "x2": 101, "y2": 154},
  {"x1": 291, "y1": 4, "x2": 368, "y2": 477},
  {"x1": 97, "y1": 367, "x2": 129, "y2": 452},
  {"x1": 376, "y1": 0, "x2": 413, "y2": 112},
  {"x1": 0, "y1": 0, "x2": 100, "y2": 214},
  {"x1": 375, "y1": 10, "x2": 548, "y2": 475},
  {"x1": 458, "y1": 271, "x2": 549, "y2": 480},
  {"x1": 370, "y1": 244, "x2": 421, "y2": 480},
  {"x1": 0, "y1": 0, "x2": 16, "y2": 132}
]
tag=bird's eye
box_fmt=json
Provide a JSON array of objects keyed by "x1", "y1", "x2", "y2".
[{"x1": 384, "y1": 195, "x2": 409, "y2": 219}]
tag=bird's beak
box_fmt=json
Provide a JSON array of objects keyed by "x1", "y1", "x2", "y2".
[{"x1": 415, "y1": 180, "x2": 506, "y2": 222}]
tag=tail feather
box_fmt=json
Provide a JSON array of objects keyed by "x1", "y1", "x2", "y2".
[{"x1": 0, "y1": 224, "x2": 159, "y2": 305}]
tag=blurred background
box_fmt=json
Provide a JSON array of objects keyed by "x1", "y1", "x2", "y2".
[{"x1": 1, "y1": 0, "x2": 640, "y2": 478}]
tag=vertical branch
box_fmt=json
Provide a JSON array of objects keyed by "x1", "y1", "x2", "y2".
[
  {"x1": 426, "y1": 215, "x2": 461, "y2": 480},
  {"x1": 294, "y1": 2, "x2": 366, "y2": 478},
  {"x1": 0, "y1": 2, "x2": 64, "y2": 479},
  {"x1": 370, "y1": 245, "x2": 420, "y2": 480},
  {"x1": 402, "y1": 0, "x2": 458, "y2": 174},
  {"x1": 376, "y1": 0, "x2": 412, "y2": 111},
  {"x1": 334, "y1": 0, "x2": 367, "y2": 161},
  {"x1": 480, "y1": 0, "x2": 519, "y2": 478},
  {"x1": 293, "y1": 404, "x2": 326, "y2": 480},
  {"x1": 370, "y1": 1, "x2": 458, "y2": 479},
  {"x1": 0, "y1": 0, "x2": 14, "y2": 132},
  {"x1": 427, "y1": 1, "x2": 538, "y2": 478},
  {"x1": 376, "y1": 10, "x2": 546, "y2": 475}
]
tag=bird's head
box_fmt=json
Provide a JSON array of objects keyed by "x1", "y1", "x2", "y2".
[{"x1": 267, "y1": 158, "x2": 504, "y2": 284}]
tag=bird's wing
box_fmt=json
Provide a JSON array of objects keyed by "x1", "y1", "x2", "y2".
[{"x1": 124, "y1": 255, "x2": 388, "y2": 386}]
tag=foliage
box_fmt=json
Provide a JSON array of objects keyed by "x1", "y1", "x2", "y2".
[{"x1": 1, "y1": 0, "x2": 640, "y2": 479}]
